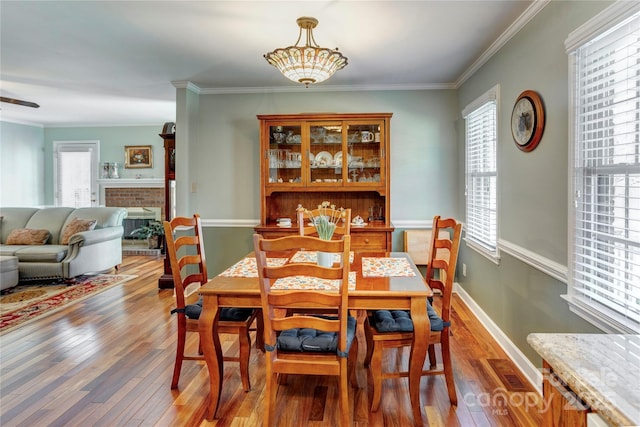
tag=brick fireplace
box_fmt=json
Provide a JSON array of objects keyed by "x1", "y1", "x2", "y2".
[
  {"x1": 105, "y1": 187, "x2": 165, "y2": 219},
  {"x1": 98, "y1": 179, "x2": 165, "y2": 254}
]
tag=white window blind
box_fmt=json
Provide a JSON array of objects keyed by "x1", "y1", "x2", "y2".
[
  {"x1": 57, "y1": 150, "x2": 92, "y2": 207},
  {"x1": 53, "y1": 141, "x2": 99, "y2": 208},
  {"x1": 464, "y1": 87, "x2": 498, "y2": 256},
  {"x1": 567, "y1": 5, "x2": 640, "y2": 333}
]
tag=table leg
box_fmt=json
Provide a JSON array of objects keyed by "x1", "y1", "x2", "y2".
[
  {"x1": 409, "y1": 296, "x2": 429, "y2": 426},
  {"x1": 199, "y1": 294, "x2": 223, "y2": 420}
]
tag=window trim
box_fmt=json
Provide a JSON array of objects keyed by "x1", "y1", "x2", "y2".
[
  {"x1": 564, "y1": 1, "x2": 640, "y2": 334},
  {"x1": 463, "y1": 84, "x2": 501, "y2": 262}
]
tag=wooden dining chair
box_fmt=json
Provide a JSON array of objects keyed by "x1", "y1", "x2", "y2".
[
  {"x1": 253, "y1": 233, "x2": 358, "y2": 427},
  {"x1": 298, "y1": 207, "x2": 351, "y2": 237},
  {"x1": 363, "y1": 216, "x2": 463, "y2": 410},
  {"x1": 164, "y1": 214, "x2": 260, "y2": 390}
]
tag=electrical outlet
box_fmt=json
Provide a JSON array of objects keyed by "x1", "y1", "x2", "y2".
[
  {"x1": 462, "y1": 263, "x2": 467, "y2": 277},
  {"x1": 191, "y1": 182, "x2": 197, "y2": 193}
]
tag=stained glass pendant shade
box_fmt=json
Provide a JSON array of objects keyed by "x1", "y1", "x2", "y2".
[{"x1": 264, "y1": 17, "x2": 348, "y2": 87}]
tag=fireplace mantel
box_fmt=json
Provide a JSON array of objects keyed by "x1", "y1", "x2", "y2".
[
  {"x1": 97, "y1": 178, "x2": 164, "y2": 187},
  {"x1": 97, "y1": 178, "x2": 164, "y2": 206}
]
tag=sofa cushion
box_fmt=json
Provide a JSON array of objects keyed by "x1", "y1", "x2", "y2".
[
  {"x1": 63, "y1": 207, "x2": 127, "y2": 231},
  {"x1": 24, "y1": 207, "x2": 75, "y2": 244},
  {"x1": 11, "y1": 245, "x2": 68, "y2": 263},
  {"x1": 0, "y1": 255, "x2": 19, "y2": 290},
  {"x1": 61, "y1": 218, "x2": 97, "y2": 244},
  {"x1": 5, "y1": 228, "x2": 51, "y2": 245},
  {"x1": 0, "y1": 244, "x2": 30, "y2": 256},
  {"x1": 0, "y1": 208, "x2": 39, "y2": 243}
]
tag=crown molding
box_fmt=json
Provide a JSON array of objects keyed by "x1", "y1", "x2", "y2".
[
  {"x1": 0, "y1": 118, "x2": 44, "y2": 128},
  {"x1": 171, "y1": 80, "x2": 202, "y2": 93},
  {"x1": 455, "y1": 0, "x2": 550, "y2": 88},
  {"x1": 197, "y1": 82, "x2": 455, "y2": 95}
]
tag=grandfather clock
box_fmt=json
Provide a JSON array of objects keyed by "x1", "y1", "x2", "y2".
[{"x1": 158, "y1": 122, "x2": 175, "y2": 289}]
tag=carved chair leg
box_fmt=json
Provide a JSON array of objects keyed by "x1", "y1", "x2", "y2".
[
  {"x1": 369, "y1": 342, "x2": 384, "y2": 411},
  {"x1": 348, "y1": 338, "x2": 359, "y2": 388},
  {"x1": 238, "y1": 326, "x2": 252, "y2": 392},
  {"x1": 363, "y1": 317, "x2": 374, "y2": 367},
  {"x1": 428, "y1": 343, "x2": 437, "y2": 369},
  {"x1": 255, "y1": 310, "x2": 265, "y2": 352}
]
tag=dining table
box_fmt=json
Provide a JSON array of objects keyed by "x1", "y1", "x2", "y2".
[{"x1": 198, "y1": 250, "x2": 433, "y2": 426}]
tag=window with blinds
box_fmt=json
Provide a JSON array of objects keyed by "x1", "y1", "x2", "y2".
[
  {"x1": 566, "y1": 4, "x2": 640, "y2": 333},
  {"x1": 463, "y1": 85, "x2": 499, "y2": 258}
]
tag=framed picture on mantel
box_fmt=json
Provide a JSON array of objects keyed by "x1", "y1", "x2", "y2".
[{"x1": 125, "y1": 145, "x2": 153, "y2": 168}]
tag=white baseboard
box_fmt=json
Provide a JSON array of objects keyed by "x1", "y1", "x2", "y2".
[{"x1": 454, "y1": 283, "x2": 542, "y2": 394}]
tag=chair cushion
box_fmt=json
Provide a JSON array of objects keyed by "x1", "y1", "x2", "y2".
[
  {"x1": 370, "y1": 302, "x2": 450, "y2": 333},
  {"x1": 183, "y1": 297, "x2": 254, "y2": 321},
  {"x1": 277, "y1": 315, "x2": 357, "y2": 353}
]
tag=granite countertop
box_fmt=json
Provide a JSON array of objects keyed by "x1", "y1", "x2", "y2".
[{"x1": 527, "y1": 333, "x2": 640, "y2": 426}]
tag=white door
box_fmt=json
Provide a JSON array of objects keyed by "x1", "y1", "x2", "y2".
[{"x1": 53, "y1": 141, "x2": 100, "y2": 207}]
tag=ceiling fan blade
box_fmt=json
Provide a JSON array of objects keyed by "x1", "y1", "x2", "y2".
[{"x1": 0, "y1": 96, "x2": 40, "y2": 108}]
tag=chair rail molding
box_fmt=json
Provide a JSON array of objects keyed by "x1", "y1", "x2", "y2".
[
  {"x1": 498, "y1": 238, "x2": 567, "y2": 283},
  {"x1": 202, "y1": 219, "x2": 436, "y2": 229},
  {"x1": 202, "y1": 219, "x2": 261, "y2": 228},
  {"x1": 392, "y1": 219, "x2": 433, "y2": 229}
]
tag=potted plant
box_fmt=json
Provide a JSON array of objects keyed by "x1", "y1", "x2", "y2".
[{"x1": 130, "y1": 220, "x2": 164, "y2": 249}]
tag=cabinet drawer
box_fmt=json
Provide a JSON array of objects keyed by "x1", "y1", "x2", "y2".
[{"x1": 351, "y1": 232, "x2": 387, "y2": 250}]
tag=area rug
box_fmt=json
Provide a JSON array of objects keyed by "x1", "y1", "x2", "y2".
[{"x1": 0, "y1": 274, "x2": 135, "y2": 334}]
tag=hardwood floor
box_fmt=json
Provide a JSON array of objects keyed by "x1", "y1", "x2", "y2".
[{"x1": 0, "y1": 255, "x2": 542, "y2": 426}]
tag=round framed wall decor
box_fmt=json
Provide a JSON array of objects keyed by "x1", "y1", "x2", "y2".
[{"x1": 511, "y1": 90, "x2": 545, "y2": 152}]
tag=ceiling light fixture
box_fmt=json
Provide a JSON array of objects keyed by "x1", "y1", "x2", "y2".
[{"x1": 264, "y1": 16, "x2": 348, "y2": 87}]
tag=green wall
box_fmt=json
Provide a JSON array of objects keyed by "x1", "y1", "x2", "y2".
[
  {"x1": 176, "y1": 90, "x2": 459, "y2": 222},
  {"x1": 455, "y1": 0, "x2": 610, "y2": 363},
  {"x1": 0, "y1": 121, "x2": 45, "y2": 206}
]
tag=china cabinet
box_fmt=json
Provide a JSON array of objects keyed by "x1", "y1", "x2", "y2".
[
  {"x1": 255, "y1": 113, "x2": 394, "y2": 251},
  {"x1": 158, "y1": 123, "x2": 175, "y2": 289}
]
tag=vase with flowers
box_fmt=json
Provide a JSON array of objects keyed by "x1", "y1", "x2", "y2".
[{"x1": 299, "y1": 201, "x2": 347, "y2": 267}]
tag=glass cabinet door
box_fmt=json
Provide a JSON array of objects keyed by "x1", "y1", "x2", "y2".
[
  {"x1": 309, "y1": 123, "x2": 343, "y2": 186},
  {"x1": 346, "y1": 122, "x2": 383, "y2": 185},
  {"x1": 267, "y1": 124, "x2": 302, "y2": 185}
]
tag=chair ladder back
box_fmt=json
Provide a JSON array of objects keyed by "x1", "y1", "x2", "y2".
[
  {"x1": 164, "y1": 214, "x2": 207, "y2": 309},
  {"x1": 426, "y1": 217, "x2": 463, "y2": 322},
  {"x1": 253, "y1": 233, "x2": 351, "y2": 354},
  {"x1": 273, "y1": 314, "x2": 341, "y2": 333}
]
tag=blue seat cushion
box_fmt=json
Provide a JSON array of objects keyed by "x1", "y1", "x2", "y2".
[
  {"x1": 277, "y1": 315, "x2": 357, "y2": 354},
  {"x1": 183, "y1": 297, "x2": 254, "y2": 321},
  {"x1": 370, "y1": 301, "x2": 450, "y2": 333}
]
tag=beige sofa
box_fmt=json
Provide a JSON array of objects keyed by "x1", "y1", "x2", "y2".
[{"x1": 0, "y1": 206, "x2": 126, "y2": 280}]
